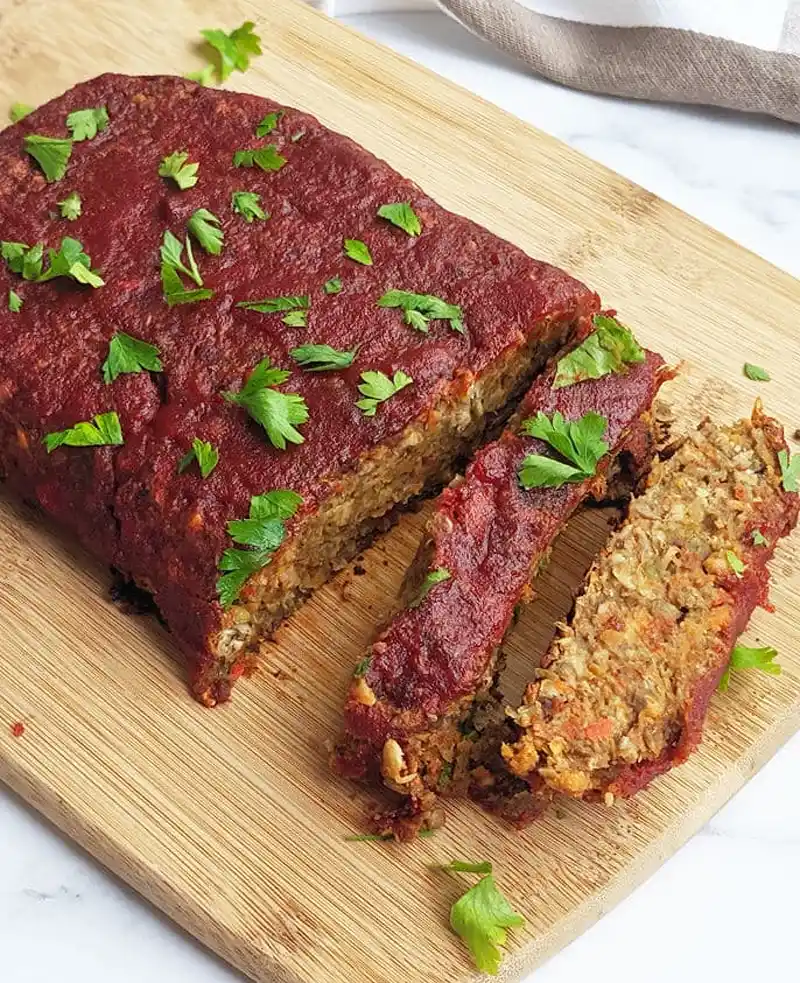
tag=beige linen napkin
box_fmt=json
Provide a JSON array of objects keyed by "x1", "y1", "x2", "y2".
[{"x1": 309, "y1": 0, "x2": 800, "y2": 124}]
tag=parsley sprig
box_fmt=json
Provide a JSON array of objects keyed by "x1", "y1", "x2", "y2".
[
  {"x1": 356, "y1": 369, "x2": 413, "y2": 416},
  {"x1": 188, "y1": 208, "x2": 224, "y2": 255},
  {"x1": 232, "y1": 191, "x2": 268, "y2": 223},
  {"x1": 217, "y1": 490, "x2": 302, "y2": 607},
  {"x1": 160, "y1": 230, "x2": 213, "y2": 306},
  {"x1": 378, "y1": 289, "x2": 463, "y2": 334},
  {"x1": 377, "y1": 202, "x2": 421, "y2": 236},
  {"x1": 553, "y1": 314, "x2": 644, "y2": 389},
  {"x1": 256, "y1": 111, "x2": 283, "y2": 137},
  {"x1": 23, "y1": 134, "x2": 73, "y2": 183},
  {"x1": 44, "y1": 411, "x2": 123, "y2": 453},
  {"x1": 324, "y1": 276, "x2": 342, "y2": 295},
  {"x1": 102, "y1": 333, "x2": 162, "y2": 384},
  {"x1": 222, "y1": 357, "x2": 309, "y2": 449},
  {"x1": 409, "y1": 568, "x2": 451, "y2": 608},
  {"x1": 743, "y1": 362, "x2": 770, "y2": 382},
  {"x1": 343, "y1": 238, "x2": 373, "y2": 266},
  {"x1": 8, "y1": 290, "x2": 22, "y2": 313},
  {"x1": 290, "y1": 344, "x2": 356, "y2": 372},
  {"x1": 200, "y1": 21, "x2": 262, "y2": 83},
  {"x1": 9, "y1": 102, "x2": 34, "y2": 123},
  {"x1": 718, "y1": 643, "x2": 780, "y2": 692},
  {"x1": 58, "y1": 191, "x2": 82, "y2": 221},
  {"x1": 778, "y1": 449, "x2": 800, "y2": 493},
  {"x1": 158, "y1": 151, "x2": 199, "y2": 190},
  {"x1": 233, "y1": 146, "x2": 286, "y2": 173},
  {"x1": 518, "y1": 411, "x2": 608, "y2": 489},
  {"x1": 66, "y1": 106, "x2": 109, "y2": 142},
  {"x1": 2, "y1": 238, "x2": 103, "y2": 287},
  {"x1": 237, "y1": 295, "x2": 309, "y2": 315},
  {"x1": 178, "y1": 438, "x2": 219, "y2": 479}
]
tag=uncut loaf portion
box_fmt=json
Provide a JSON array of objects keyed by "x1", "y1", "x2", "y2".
[
  {"x1": 0, "y1": 74, "x2": 599, "y2": 704},
  {"x1": 496, "y1": 404, "x2": 799, "y2": 812},
  {"x1": 333, "y1": 325, "x2": 671, "y2": 838}
]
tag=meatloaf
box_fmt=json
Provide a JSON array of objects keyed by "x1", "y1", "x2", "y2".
[
  {"x1": 333, "y1": 325, "x2": 670, "y2": 836},
  {"x1": 498, "y1": 403, "x2": 799, "y2": 807},
  {"x1": 0, "y1": 74, "x2": 600, "y2": 704}
]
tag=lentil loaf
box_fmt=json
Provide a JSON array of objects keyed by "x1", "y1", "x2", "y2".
[
  {"x1": 333, "y1": 336, "x2": 670, "y2": 836},
  {"x1": 497, "y1": 404, "x2": 799, "y2": 809},
  {"x1": 0, "y1": 74, "x2": 600, "y2": 704}
]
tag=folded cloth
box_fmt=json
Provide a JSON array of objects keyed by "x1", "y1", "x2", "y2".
[{"x1": 308, "y1": 0, "x2": 800, "y2": 124}]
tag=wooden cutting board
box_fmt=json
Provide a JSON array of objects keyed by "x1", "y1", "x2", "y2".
[{"x1": 1, "y1": 2, "x2": 799, "y2": 981}]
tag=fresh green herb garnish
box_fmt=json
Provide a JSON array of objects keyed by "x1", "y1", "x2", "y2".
[
  {"x1": 743, "y1": 363, "x2": 770, "y2": 382},
  {"x1": 377, "y1": 202, "x2": 421, "y2": 237},
  {"x1": 256, "y1": 111, "x2": 283, "y2": 137},
  {"x1": 553, "y1": 314, "x2": 645, "y2": 389},
  {"x1": 410, "y1": 567, "x2": 451, "y2": 608},
  {"x1": 9, "y1": 102, "x2": 34, "y2": 123},
  {"x1": 323, "y1": 276, "x2": 342, "y2": 295},
  {"x1": 752, "y1": 529, "x2": 768, "y2": 547},
  {"x1": 718, "y1": 643, "x2": 780, "y2": 692},
  {"x1": 188, "y1": 208, "x2": 224, "y2": 255},
  {"x1": 66, "y1": 106, "x2": 109, "y2": 142},
  {"x1": 102, "y1": 332, "x2": 162, "y2": 384},
  {"x1": 440, "y1": 860, "x2": 493, "y2": 875},
  {"x1": 222, "y1": 357, "x2": 309, "y2": 449},
  {"x1": 161, "y1": 263, "x2": 213, "y2": 306},
  {"x1": 231, "y1": 190, "x2": 268, "y2": 223},
  {"x1": 778, "y1": 449, "x2": 800, "y2": 493},
  {"x1": 290, "y1": 344, "x2": 356, "y2": 372},
  {"x1": 8, "y1": 290, "x2": 22, "y2": 313},
  {"x1": 378, "y1": 289, "x2": 463, "y2": 334},
  {"x1": 343, "y1": 238, "x2": 373, "y2": 266},
  {"x1": 4, "y1": 238, "x2": 103, "y2": 288},
  {"x1": 23, "y1": 134, "x2": 73, "y2": 183},
  {"x1": 217, "y1": 489, "x2": 302, "y2": 607},
  {"x1": 44, "y1": 411, "x2": 123, "y2": 453},
  {"x1": 237, "y1": 295, "x2": 309, "y2": 314},
  {"x1": 200, "y1": 21, "x2": 262, "y2": 83},
  {"x1": 58, "y1": 191, "x2": 82, "y2": 221},
  {"x1": 353, "y1": 656, "x2": 371, "y2": 678},
  {"x1": 356, "y1": 369, "x2": 412, "y2": 416},
  {"x1": 445, "y1": 866, "x2": 524, "y2": 976},
  {"x1": 518, "y1": 410, "x2": 608, "y2": 489},
  {"x1": 158, "y1": 151, "x2": 199, "y2": 190},
  {"x1": 282, "y1": 310, "x2": 308, "y2": 328},
  {"x1": 185, "y1": 65, "x2": 216, "y2": 87},
  {"x1": 160, "y1": 230, "x2": 203, "y2": 286},
  {"x1": 178, "y1": 438, "x2": 219, "y2": 479},
  {"x1": 726, "y1": 550, "x2": 745, "y2": 578},
  {"x1": 233, "y1": 146, "x2": 286, "y2": 173}
]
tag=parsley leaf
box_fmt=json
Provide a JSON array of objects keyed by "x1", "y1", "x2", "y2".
[
  {"x1": 518, "y1": 410, "x2": 608, "y2": 489},
  {"x1": 36, "y1": 237, "x2": 104, "y2": 287},
  {"x1": 178, "y1": 438, "x2": 219, "y2": 479},
  {"x1": 44, "y1": 411, "x2": 123, "y2": 453},
  {"x1": 718, "y1": 643, "x2": 780, "y2": 692},
  {"x1": 356, "y1": 369, "x2": 413, "y2": 416},
  {"x1": 778, "y1": 449, "x2": 800, "y2": 493},
  {"x1": 743, "y1": 363, "x2": 770, "y2": 382},
  {"x1": 217, "y1": 489, "x2": 302, "y2": 607},
  {"x1": 58, "y1": 191, "x2": 82, "y2": 221},
  {"x1": 222, "y1": 357, "x2": 309, "y2": 449},
  {"x1": 232, "y1": 190, "x2": 268, "y2": 223},
  {"x1": 378, "y1": 289, "x2": 463, "y2": 334},
  {"x1": 726, "y1": 550, "x2": 746, "y2": 578},
  {"x1": 8, "y1": 290, "x2": 22, "y2": 313},
  {"x1": 1, "y1": 241, "x2": 42, "y2": 280},
  {"x1": 158, "y1": 151, "x2": 199, "y2": 190},
  {"x1": 553, "y1": 314, "x2": 645, "y2": 389},
  {"x1": 282, "y1": 310, "x2": 307, "y2": 328},
  {"x1": 160, "y1": 230, "x2": 203, "y2": 287},
  {"x1": 343, "y1": 238, "x2": 373, "y2": 266},
  {"x1": 66, "y1": 106, "x2": 109, "y2": 142},
  {"x1": 185, "y1": 64, "x2": 216, "y2": 87},
  {"x1": 324, "y1": 276, "x2": 342, "y2": 295},
  {"x1": 23, "y1": 134, "x2": 73, "y2": 183},
  {"x1": 449, "y1": 873, "x2": 524, "y2": 975},
  {"x1": 377, "y1": 202, "x2": 421, "y2": 236},
  {"x1": 161, "y1": 263, "x2": 213, "y2": 306},
  {"x1": 188, "y1": 208, "x2": 224, "y2": 255},
  {"x1": 440, "y1": 860, "x2": 492, "y2": 874},
  {"x1": 290, "y1": 344, "x2": 356, "y2": 372},
  {"x1": 102, "y1": 332, "x2": 162, "y2": 384},
  {"x1": 256, "y1": 111, "x2": 283, "y2": 137},
  {"x1": 9, "y1": 102, "x2": 34, "y2": 123},
  {"x1": 752, "y1": 529, "x2": 768, "y2": 547},
  {"x1": 200, "y1": 21, "x2": 262, "y2": 83},
  {"x1": 233, "y1": 146, "x2": 286, "y2": 173},
  {"x1": 237, "y1": 295, "x2": 309, "y2": 314},
  {"x1": 409, "y1": 567, "x2": 451, "y2": 608},
  {"x1": 353, "y1": 656, "x2": 371, "y2": 678}
]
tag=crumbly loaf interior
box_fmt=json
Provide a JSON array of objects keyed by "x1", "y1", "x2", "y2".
[{"x1": 504, "y1": 414, "x2": 786, "y2": 795}]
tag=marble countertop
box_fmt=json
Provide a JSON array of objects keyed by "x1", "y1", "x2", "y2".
[{"x1": 2, "y1": 10, "x2": 799, "y2": 983}]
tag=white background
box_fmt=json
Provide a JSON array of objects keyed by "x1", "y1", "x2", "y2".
[{"x1": 2, "y1": 8, "x2": 799, "y2": 983}]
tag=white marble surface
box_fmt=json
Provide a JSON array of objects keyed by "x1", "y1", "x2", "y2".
[{"x1": 2, "y1": 9, "x2": 799, "y2": 983}]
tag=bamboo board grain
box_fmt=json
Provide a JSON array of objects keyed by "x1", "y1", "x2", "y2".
[{"x1": 1, "y1": 1, "x2": 799, "y2": 981}]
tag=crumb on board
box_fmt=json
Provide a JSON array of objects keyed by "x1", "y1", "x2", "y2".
[
  {"x1": 10, "y1": 721, "x2": 25, "y2": 738},
  {"x1": 353, "y1": 564, "x2": 367, "y2": 576}
]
